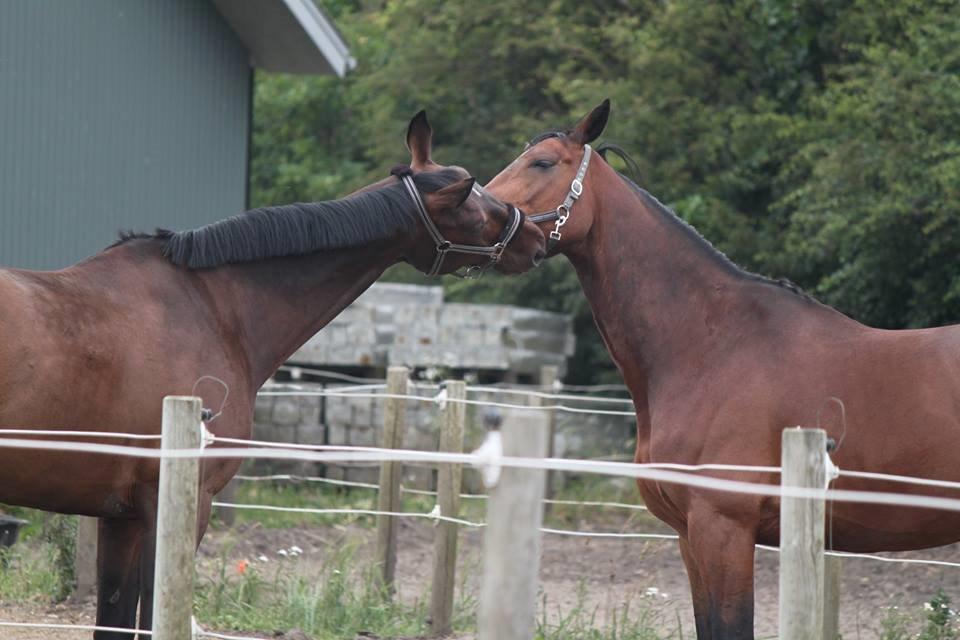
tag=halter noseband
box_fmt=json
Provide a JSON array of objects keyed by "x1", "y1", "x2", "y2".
[
  {"x1": 525, "y1": 143, "x2": 592, "y2": 252},
  {"x1": 396, "y1": 170, "x2": 523, "y2": 280}
]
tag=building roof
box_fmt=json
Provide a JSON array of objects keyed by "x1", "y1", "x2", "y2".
[{"x1": 212, "y1": 0, "x2": 356, "y2": 77}]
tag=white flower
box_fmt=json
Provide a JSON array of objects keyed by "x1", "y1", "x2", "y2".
[
  {"x1": 258, "y1": 554, "x2": 269, "y2": 562},
  {"x1": 278, "y1": 549, "x2": 289, "y2": 557},
  {"x1": 290, "y1": 545, "x2": 303, "y2": 555},
  {"x1": 644, "y1": 587, "x2": 660, "y2": 598},
  {"x1": 925, "y1": 603, "x2": 935, "y2": 611}
]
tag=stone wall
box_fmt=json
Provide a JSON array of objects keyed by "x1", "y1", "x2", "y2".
[
  {"x1": 288, "y1": 283, "x2": 575, "y2": 377},
  {"x1": 251, "y1": 382, "x2": 636, "y2": 492}
]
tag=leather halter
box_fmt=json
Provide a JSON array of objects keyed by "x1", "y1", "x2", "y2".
[
  {"x1": 397, "y1": 172, "x2": 523, "y2": 279},
  {"x1": 524, "y1": 144, "x2": 592, "y2": 252}
]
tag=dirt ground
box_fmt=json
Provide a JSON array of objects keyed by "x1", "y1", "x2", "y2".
[{"x1": 2, "y1": 517, "x2": 959, "y2": 639}]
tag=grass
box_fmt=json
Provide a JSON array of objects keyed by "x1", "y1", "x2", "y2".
[
  {"x1": 536, "y1": 582, "x2": 681, "y2": 640},
  {"x1": 879, "y1": 590, "x2": 959, "y2": 640},
  {"x1": 221, "y1": 471, "x2": 660, "y2": 533},
  {"x1": 0, "y1": 542, "x2": 63, "y2": 603},
  {"x1": 194, "y1": 543, "x2": 432, "y2": 639},
  {"x1": 194, "y1": 538, "x2": 675, "y2": 640}
]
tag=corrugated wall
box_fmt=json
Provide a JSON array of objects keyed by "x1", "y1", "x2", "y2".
[{"x1": 0, "y1": 0, "x2": 250, "y2": 270}]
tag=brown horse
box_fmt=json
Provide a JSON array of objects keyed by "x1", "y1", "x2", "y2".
[
  {"x1": 0, "y1": 111, "x2": 545, "y2": 639},
  {"x1": 487, "y1": 100, "x2": 960, "y2": 639}
]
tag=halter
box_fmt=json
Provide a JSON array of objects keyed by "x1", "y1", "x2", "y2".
[
  {"x1": 525, "y1": 143, "x2": 592, "y2": 252},
  {"x1": 397, "y1": 171, "x2": 523, "y2": 280}
]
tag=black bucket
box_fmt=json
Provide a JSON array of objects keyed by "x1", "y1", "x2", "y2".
[{"x1": 0, "y1": 515, "x2": 28, "y2": 548}]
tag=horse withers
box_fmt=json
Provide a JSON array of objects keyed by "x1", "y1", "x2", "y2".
[
  {"x1": 486, "y1": 100, "x2": 960, "y2": 639},
  {"x1": 0, "y1": 111, "x2": 545, "y2": 639}
]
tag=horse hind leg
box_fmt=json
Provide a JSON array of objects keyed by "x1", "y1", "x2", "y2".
[{"x1": 95, "y1": 518, "x2": 145, "y2": 640}]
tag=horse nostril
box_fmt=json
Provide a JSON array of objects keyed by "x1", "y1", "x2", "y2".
[{"x1": 532, "y1": 250, "x2": 546, "y2": 266}]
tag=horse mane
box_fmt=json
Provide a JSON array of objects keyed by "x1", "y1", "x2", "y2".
[
  {"x1": 524, "y1": 130, "x2": 810, "y2": 299},
  {"x1": 110, "y1": 170, "x2": 462, "y2": 269},
  {"x1": 616, "y1": 172, "x2": 812, "y2": 300}
]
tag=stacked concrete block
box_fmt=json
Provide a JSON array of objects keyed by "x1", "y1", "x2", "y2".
[
  {"x1": 289, "y1": 283, "x2": 575, "y2": 376},
  {"x1": 251, "y1": 382, "x2": 637, "y2": 495}
]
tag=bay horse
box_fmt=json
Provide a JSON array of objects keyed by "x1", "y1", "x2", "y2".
[
  {"x1": 0, "y1": 111, "x2": 545, "y2": 639},
  {"x1": 486, "y1": 100, "x2": 960, "y2": 639}
]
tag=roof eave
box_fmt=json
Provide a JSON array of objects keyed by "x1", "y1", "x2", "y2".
[{"x1": 212, "y1": 0, "x2": 356, "y2": 77}]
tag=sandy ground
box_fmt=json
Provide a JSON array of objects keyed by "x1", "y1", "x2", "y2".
[{"x1": 2, "y1": 516, "x2": 959, "y2": 639}]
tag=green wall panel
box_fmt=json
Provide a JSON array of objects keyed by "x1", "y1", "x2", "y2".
[{"x1": 0, "y1": 0, "x2": 250, "y2": 269}]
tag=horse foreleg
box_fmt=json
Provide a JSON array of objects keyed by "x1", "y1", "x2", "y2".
[
  {"x1": 685, "y1": 514, "x2": 756, "y2": 639},
  {"x1": 679, "y1": 536, "x2": 711, "y2": 639},
  {"x1": 95, "y1": 518, "x2": 144, "y2": 640}
]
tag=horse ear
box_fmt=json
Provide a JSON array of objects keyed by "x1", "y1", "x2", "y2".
[
  {"x1": 433, "y1": 177, "x2": 476, "y2": 210},
  {"x1": 570, "y1": 99, "x2": 610, "y2": 145},
  {"x1": 406, "y1": 110, "x2": 433, "y2": 169}
]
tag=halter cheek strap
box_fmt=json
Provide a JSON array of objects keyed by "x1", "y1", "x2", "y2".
[
  {"x1": 526, "y1": 144, "x2": 592, "y2": 251},
  {"x1": 396, "y1": 169, "x2": 523, "y2": 279}
]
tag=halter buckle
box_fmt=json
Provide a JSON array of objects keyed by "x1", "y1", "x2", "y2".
[
  {"x1": 459, "y1": 264, "x2": 485, "y2": 280},
  {"x1": 571, "y1": 179, "x2": 583, "y2": 197},
  {"x1": 491, "y1": 243, "x2": 506, "y2": 261}
]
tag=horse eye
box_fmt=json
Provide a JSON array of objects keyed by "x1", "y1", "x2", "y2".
[{"x1": 531, "y1": 159, "x2": 555, "y2": 170}]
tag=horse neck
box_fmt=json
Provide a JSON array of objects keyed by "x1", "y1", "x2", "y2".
[
  {"x1": 565, "y1": 180, "x2": 753, "y2": 409},
  {"x1": 202, "y1": 241, "x2": 404, "y2": 389}
]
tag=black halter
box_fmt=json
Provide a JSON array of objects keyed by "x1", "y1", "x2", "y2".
[
  {"x1": 395, "y1": 169, "x2": 523, "y2": 279},
  {"x1": 524, "y1": 143, "x2": 592, "y2": 252}
]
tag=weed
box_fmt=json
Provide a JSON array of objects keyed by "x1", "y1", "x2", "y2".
[
  {"x1": 919, "y1": 589, "x2": 958, "y2": 640},
  {"x1": 194, "y1": 544, "x2": 430, "y2": 640},
  {"x1": 535, "y1": 581, "x2": 678, "y2": 640},
  {"x1": 0, "y1": 542, "x2": 63, "y2": 602}
]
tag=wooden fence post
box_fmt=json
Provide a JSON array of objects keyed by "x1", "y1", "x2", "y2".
[
  {"x1": 478, "y1": 409, "x2": 549, "y2": 640},
  {"x1": 152, "y1": 396, "x2": 202, "y2": 640},
  {"x1": 538, "y1": 365, "x2": 559, "y2": 503},
  {"x1": 430, "y1": 380, "x2": 466, "y2": 636},
  {"x1": 215, "y1": 479, "x2": 237, "y2": 527},
  {"x1": 823, "y1": 555, "x2": 841, "y2": 640},
  {"x1": 376, "y1": 366, "x2": 408, "y2": 592},
  {"x1": 779, "y1": 427, "x2": 826, "y2": 640},
  {"x1": 74, "y1": 516, "x2": 98, "y2": 598}
]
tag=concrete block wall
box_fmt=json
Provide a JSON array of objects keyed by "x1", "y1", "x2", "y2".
[{"x1": 251, "y1": 383, "x2": 636, "y2": 492}]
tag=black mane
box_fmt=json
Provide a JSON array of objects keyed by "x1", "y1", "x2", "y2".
[
  {"x1": 111, "y1": 170, "x2": 462, "y2": 269},
  {"x1": 525, "y1": 130, "x2": 810, "y2": 299},
  {"x1": 617, "y1": 173, "x2": 811, "y2": 300},
  {"x1": 525, "y1": 130, "x2": 566, "y2": 149}
]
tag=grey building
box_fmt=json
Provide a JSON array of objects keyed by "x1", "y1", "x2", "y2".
[{"x1": 0, "y1": 0, "x2": 353, "y2": 270}]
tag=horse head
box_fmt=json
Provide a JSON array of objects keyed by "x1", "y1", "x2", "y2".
[
  {"x1": 400, "y1": 111, "x2": 547, "y2": 277},
  {"x1": 485, "y1": 100, "x2": 612, "y2": 256}
]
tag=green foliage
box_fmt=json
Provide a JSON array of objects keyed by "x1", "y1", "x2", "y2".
[
  {"x1": 880, "y1": 606, "x2": 913, "y2": 640},
  {"x1": 253, "y1": 0, "x2": 960, "y2": 383},
  {"x1": 918, "y1": 590, "x2": 959, "y2": 640},
  {"x1": 537, "y1": 581, "x2": 678, "y2": 640},
  {"x1": 0, "y1": 543, "x2": 63, "y2": 603},
  {"x1": 40, "y1": 513, "x2": 76, "y2": 602},
  {"x1": 194, "y1": 544, "x2": 431, "y2": 639}
]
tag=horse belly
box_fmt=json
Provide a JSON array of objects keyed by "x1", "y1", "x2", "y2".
[{"x1": 0, "y1": 448, "x2": 142, "y2": 517}]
